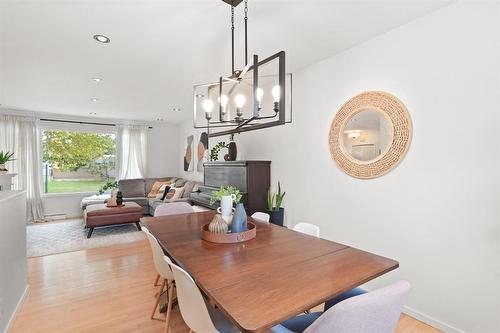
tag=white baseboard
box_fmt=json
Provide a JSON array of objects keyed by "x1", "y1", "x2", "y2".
[
  {"x1": 4, "y1": 285, "x2": 29, "y2": 333},
  {"x1": 403, "y1": 305, "x2": 466, "y2": 333}
]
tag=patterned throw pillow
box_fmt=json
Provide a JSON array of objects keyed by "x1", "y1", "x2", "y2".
[
  {"x1": 164, "y1": 187, "x2": 185, "y2": 201},
  {"x1": 155, "y1": 185, "x2": 170, "y2": 199},
  {"x1": 148, "y1": 181, "x2": 172, "y2": 198}
]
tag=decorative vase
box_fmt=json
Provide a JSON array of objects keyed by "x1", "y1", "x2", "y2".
[
  {"x1": 228, "y1": 141, "x2": 237, "y2": 161},
  {"x1": 217, "y1": 194, "x2": 235, "y2": 224},
  {"x1": 208, "y1": 214, "x2": 228, "y2": 234},
  {"x1": 267, "y1": 208, "x2": 285, "y2": 226},
  {"x1": 0, "y1": 164, "x2": 7, "y2": 175},
  {"x1": 116, "y1": 191, "x2": 123, "y2": 206},
  {"x1": 231, "y1": 203, "x2": 248, "y2": 233}
]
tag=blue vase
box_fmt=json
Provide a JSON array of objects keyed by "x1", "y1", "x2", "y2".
[{"x1": 231, "y1": 203, "x2": 248, "y2": 233}]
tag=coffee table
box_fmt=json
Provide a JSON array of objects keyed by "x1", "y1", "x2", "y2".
[{"x1": 84, "y1": 202, "x2": 143, "y2": 238}]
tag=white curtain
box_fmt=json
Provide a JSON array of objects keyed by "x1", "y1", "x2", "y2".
[
  {"x1": 0, "y1": 115, "x2": 44, "y2": 221},
  {"x1": 116, "y1": 125, "x2": 148, "y2": 180}
]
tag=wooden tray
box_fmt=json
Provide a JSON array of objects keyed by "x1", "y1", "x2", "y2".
[{"x1": 201, "y1": 222, "x2": 256, "y2": 244}]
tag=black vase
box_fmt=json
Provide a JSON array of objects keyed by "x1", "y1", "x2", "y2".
[
  {"x1": 116, "y1": 191, "x2": 123, "y2": 206},
  {"x1": 267, "y1": 208, "x2": 284, "y2": 226},
  {"x1": 228, "y1": 141, "x2": 237, "y2": 161}
]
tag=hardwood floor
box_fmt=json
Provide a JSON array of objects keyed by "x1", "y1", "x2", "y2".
[{"x1": 10, "y1": 240, "x2": 441, "y2": 333}]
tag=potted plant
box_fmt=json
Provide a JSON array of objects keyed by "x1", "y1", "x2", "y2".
[
  {"x1": 209, "y1": 134, "x2": 237, "y2": 161},
  {"x1": 266, "y1": 181, "x2": 286, "y2": 226},
  {"x1": 96, "y1": 180, "x2": 118, "y2": 195},
  {"x1": 210, "y1": 186, "x2": 242, "y2": 224},
  {"x1": 0, "y1": 151, "x2": 15, "y2": 175}
]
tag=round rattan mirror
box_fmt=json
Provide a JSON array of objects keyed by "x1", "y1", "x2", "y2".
[{"x1": 329, "y1": 91, "x2": 412, "y2": 179}]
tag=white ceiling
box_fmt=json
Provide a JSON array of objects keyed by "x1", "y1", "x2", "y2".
[{"x1": 0, "y1": 0, "x2": 451, "y2": 124}]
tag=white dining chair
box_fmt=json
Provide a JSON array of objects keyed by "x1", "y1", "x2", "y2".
[
  {"x1": 293, "y1": 223, "x2": 320, "y2": 238},
  {"x1": 154, "y1": 202, "x2": 194, "y2": 217},
  {"x1": 143, "y1": 227, "x2": 175, "y2": 333},
  {"x1": 279, "y1": 281, "x2": 411, "y2": 333},
  {"x1": 163, "y1": 255, "x2": 290, "y2": 333},
  {"x1": 251, "y1": 212, "x2": 270, "y2": 223}
]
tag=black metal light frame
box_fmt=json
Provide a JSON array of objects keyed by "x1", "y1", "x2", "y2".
[{"x1": 193, "y1": 50, "x2": 289, "y2": 137}]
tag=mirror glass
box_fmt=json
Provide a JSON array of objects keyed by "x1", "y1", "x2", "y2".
[{"x1": 342, "y1": 109, "x2": 393, "y2": 162}]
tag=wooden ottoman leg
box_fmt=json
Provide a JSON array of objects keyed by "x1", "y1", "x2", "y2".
[
  {"x1": 87, "y1": 227, "x2": 94, "y2": 238},
  {"x1": 135, "y1": 222, "x2": 142, "y2": 231}
]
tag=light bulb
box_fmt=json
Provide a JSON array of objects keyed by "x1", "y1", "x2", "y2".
[
  {"x1": 256, "y1": 88, "x2": 264, "y2": 102},
  {"x1": 220, "y1": 94, "x2": 228, "y2": 107},
  {"x1": 271, "y1": 85, "x2": 281, "y2": 102},
  {"x1": 203, "y1": 99, "x2": 214, "y2": 113},
  {"x1": 235, "y1": 94, "x2": 246, "y2": 108}
]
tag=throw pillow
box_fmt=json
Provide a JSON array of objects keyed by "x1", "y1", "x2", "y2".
[
  {"x1": 159, "y1": 185, "x2": 171, "y2": 200},
  {"x1": 164, "y1": 187, "x2": 185, "y2": 201},
  {"x1": 148, "y1": 181, "x2": 172, "y2": 198},
  {"x1": 155, "y1": 184, "x2": 169, "y2": 199}
]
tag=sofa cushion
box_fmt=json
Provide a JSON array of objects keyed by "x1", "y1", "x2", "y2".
[
  {"x1": 145, "y1": 178, "x2": 173, "y2": 196},
  {"x1": 174, "y1": 178, "x2": 187, "y2": 187},
  {"x1": 148, "y1": 181, "x2": 172, "y2": 198},
  {"x1": 119, "y1": 179, "x2": 146, "y2": 198},
  {"x1": 159, "y1": 185, "x2": 171, "y2": 200},
  {"x1": 123, "y1": 197, "x2": 148, "y2": 207},
  {"x1": 165, "y1": 187, "x2": 184, "y2": 201},
  {"x1": 182, "y1": 181, "x2": 198, "y2": 199}
]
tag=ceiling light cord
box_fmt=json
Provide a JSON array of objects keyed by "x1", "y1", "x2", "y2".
[
  {"x1": 231, "y1": 5, "x2": 235, "y2": 75},
  {"x1": 244, "y1": 0, "x2": 248, "y2": 66}
]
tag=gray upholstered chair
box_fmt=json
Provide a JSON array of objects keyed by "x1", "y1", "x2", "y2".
[{"x1": 280, "y1": 281, "x2": 410, "y2": 333}]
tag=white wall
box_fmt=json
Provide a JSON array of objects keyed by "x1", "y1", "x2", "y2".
[
  {"x1": 0, "y1": 191, "x2": 28, "y2": 333},
  {"x1": 43, "y1": 122, "x2": 179, "y2": 218},
  {"x1": 177, "y1": 120, "x2": 237, "y2": 182},
  {"x1": 229, "y1": 2, "x2": 499, "y2": 332},
  {"x1": 146, "y1": 122, "x2": 179, "y2": 177}
]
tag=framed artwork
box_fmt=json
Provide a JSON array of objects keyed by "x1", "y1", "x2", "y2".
[
  {"x1": 197, "y1": 132, "x2": 208, "y2": 172},
  {"x1": 184, "y1": 135, "x2": 194, "y2": 172}
]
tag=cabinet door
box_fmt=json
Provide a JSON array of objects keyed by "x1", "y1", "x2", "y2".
[{"x1": 204, "y1": 166, "x2": 247, "y2": 192}]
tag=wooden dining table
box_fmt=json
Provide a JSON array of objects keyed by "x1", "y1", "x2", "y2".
[{"x1": 141, "y1": 211, "x2": 398, "y2": 333}]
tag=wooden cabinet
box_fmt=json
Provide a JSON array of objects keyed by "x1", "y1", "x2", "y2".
[{"x1": 191, "y1": 161, "x2": 271, "y2": 215}]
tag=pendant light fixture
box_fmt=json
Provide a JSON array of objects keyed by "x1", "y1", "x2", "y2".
[{"x1": 193, "y1": 0, "x2": 291, "y2": 137}]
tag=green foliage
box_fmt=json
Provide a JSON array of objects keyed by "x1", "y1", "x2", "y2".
[
  {"x1": 267, "y1": 181, "x2": 286, "y2": 211},
  {"x1": 97, "y1": 180, "x2": 118, "y2": 195},
  {"x1": 0, "y1": 151, "x2": 15, "y2": 164},
  {"x1": 209, "y1": 142, "x2": 229, "y2": 161},
  {"x1": 43, "y1": 131, "x2": 116, "y2": 177},
  {"x1": 210, "y1": 186, "x2": 242, "y2": 205}
]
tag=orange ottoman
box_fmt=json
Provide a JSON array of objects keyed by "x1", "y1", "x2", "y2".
[{"x1": 84, "y1": 202, "x2": 143, "y2": 238}]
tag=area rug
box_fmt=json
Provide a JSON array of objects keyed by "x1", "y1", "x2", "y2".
[{"x1": 27, "y1": 219, "x2": 145, "y2": 258}]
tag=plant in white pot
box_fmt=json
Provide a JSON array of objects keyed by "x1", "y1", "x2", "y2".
[
  {"x1": 210, "y1": 186, "x2": 242, "y2": 225},
  {"x1": 0, "y1": 151, "x2": 15, "y2": 175}
]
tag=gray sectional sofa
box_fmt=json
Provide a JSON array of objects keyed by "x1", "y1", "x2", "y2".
[{"x1": 118, "y1": 177, "x2": 202, "y2": 215}]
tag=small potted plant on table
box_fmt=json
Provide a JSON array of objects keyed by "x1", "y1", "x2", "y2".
[
  {"x1": 266, "y1": 181, "x2": 286, "y2": 226},
  {"x1": 210, "y1": 186, "x2": 242, "y2": 225}
]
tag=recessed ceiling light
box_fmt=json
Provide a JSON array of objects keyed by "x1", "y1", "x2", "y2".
[
  {"x1": 93, "y1": 34, "x2": 110, "y2": 43},
  {"x1": 91, "y1": 77, "x2": 103, "y2": 82},
  {"x1": 90, "y1": 98, "x2": 99, "y2": 102},
  {"x1": 195, "y1": 94, "x2": 204, "y2": 98},
  {"x1": 173, "y1": 108, "x2": 181, "y2": 112}
]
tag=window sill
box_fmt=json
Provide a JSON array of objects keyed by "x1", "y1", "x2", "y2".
[{"x1": 42, "y1": 192, "x2": 96, "y2": 198}]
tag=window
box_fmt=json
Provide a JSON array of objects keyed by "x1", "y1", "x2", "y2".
[{"x1": 42, "y1": 129, "x2": 116, "y2": 194}]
